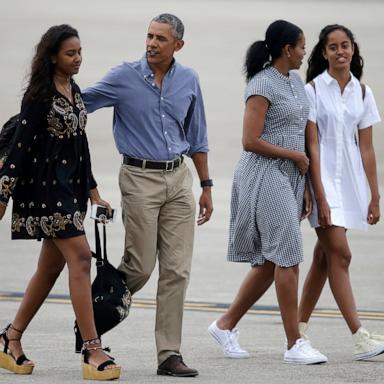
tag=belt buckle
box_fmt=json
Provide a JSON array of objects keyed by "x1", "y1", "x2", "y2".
[{"x1": 165, "y1": 160, "x2": 174, "y2": 171}]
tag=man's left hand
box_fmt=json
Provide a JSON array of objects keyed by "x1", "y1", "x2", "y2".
[{"x1": 197, "y1": 188, "x2": 213, "y2": 225}]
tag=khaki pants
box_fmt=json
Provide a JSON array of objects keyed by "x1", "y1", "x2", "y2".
[{"x1": 118, "y1": 162, "x2": 196, "y2": 364}]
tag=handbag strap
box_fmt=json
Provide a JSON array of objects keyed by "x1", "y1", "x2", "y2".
[
  {"x1": 94, "y1": 221, "x2": 102, "y2": 262},
  {"x1": 93, "y1": 221, "x2": 109, "y2": 263},
  {"x1": 102, "y1": 223, "x2": 108, "y2": 261}
]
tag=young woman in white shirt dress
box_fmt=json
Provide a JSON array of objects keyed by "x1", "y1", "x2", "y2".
[{"x1": 298, "y1": 24, "x2": 384, "y2": 361}]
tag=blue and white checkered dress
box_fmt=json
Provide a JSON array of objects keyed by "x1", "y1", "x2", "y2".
[{"x1": 227, "y1": 66, "x2": 310, "y2": 267}]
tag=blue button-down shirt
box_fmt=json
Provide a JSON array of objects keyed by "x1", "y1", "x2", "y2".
[{"x1": 82, "y1": 57, "x2": 209, "y2": 161}]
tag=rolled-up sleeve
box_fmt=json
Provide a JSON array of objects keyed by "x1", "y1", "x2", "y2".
[
  {"x1": 82, "y1": 65, "x2": 121, "y2": 113},
  {"x1": 185, "y1": 74, "x2": 209, "y2": 155}
]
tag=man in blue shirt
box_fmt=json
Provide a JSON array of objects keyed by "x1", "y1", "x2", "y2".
[{"x1": 82, "y1": 13, "x2": 213, "y2": 377}]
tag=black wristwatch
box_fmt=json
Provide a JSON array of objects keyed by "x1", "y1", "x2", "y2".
[{"x1": 200, "y1": 179, "x2": 213, "y2": 188}]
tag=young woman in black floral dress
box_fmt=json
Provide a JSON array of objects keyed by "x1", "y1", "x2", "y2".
[{"x1": 0, "y1": 25, "x2": 121, "y2": 380}]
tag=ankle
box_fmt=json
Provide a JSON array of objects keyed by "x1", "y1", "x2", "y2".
[
  {"x1": 83, "y1": 337, "x2": 102, "y2": 350},
  {"x1": 5, "y1": 323, "x2": 24, "y2": 341},
  {"x1": 216, "y1": 317, "x2": 234, "y2": 331}
]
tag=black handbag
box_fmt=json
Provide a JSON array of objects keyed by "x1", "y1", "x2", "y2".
[{"x1": 74, "y1": 221, "x2": 131, "y2": 352}]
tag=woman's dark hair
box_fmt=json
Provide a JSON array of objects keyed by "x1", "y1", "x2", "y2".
[
  {"x1": 23, "y1": 24, "x2": 79, "y2": 102},
  {"x1": 306, "y1": 24, "x2": 363, "y2": 82},
  {"x1": 244, "y1": 20, "x2": 303, "y2": 82}
]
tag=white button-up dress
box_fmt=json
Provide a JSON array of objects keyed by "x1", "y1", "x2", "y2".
[{"x1": 306, "y1": 70, "x2": 381, "y2": 231}]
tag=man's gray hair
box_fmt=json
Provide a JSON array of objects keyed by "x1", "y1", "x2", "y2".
[{"x1": 152, "y1": 13, "x2": 184, "y2": 40}]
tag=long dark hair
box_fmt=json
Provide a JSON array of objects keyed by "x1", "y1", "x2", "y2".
[
  {"x1": 306, "y1": 24, "x2": 363, "y2": 82},
  {"x1": 244, "y1": 20, "x2": 303, "y2": 82},
  {"x1": 23, "y1": 24, "x2": 79, "y2": 102}
]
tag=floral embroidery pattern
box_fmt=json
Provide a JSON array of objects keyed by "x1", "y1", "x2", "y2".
[
  {"x1": 117, "y1": 291, "x2": 132, "y2": 321},
  {"x1": 73, "y1": 211, "x2": 86, "y2": 231},
  {"x1": 12, "y1": 213, "x2": 26, "y2": 233},
  {"x1": 26, "y1": 216, "x2": 39, "y2": 237},
  {"x1": 47, "y1": 93, "x2": 87, "y2": 138},
  {"x1": 11, "y1": 211, "x2": 86, "y2": 238},
  {"x1": 0, "y1": 175, "x2": 18, "y2": 200}
]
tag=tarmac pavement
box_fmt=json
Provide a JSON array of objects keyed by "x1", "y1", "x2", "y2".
[{"x1": 1, "y1": 298, "x2": 384, "y2": 384}]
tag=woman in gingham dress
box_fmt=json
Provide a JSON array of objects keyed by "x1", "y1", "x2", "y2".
[{"x1": 208, "y1": 20, "x2": 327, "y2": 364}]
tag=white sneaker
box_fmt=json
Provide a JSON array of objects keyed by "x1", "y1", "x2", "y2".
[
  {"x1": 353, "y1": 327, "x2": 384, "y2": 360},
  {"x1": 208, "y1": 320, "x2": 250, "y2": 359},
  {"x1": 370, "y1": 331, "x2": 384, "y2": 342},
  {"x1": 284, "y1": 338, "x2": 328, "y2": 365}
]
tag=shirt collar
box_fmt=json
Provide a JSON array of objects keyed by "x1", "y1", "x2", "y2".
[
  {"x1": 268, "y1": 65, "x2": 291, "y2": 83},
  {"x1": 140, "y1": 55, "x2": 177, "y2": 80},
  {"x1": 322, "y1": 69, "x2": 357, "y2": 89}
]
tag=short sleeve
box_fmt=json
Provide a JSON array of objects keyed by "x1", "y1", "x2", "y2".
[
  {"x1": 358, "y1": 85, "x2": 381, "y2": 129},
  {"x1": 305, "y1": 83, "x2": 317, "y2": 123},
  {"x1": 245, "y1": 75, "x2": 273, "y2": 104}
]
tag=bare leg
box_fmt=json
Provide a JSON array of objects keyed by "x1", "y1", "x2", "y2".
[
  {"x1": 298, "y1": 240, "x2": 328, "y2": 322},
  {"x1": 52, "y1": 235, "x2": 118, "y2": 369},
  {"x1": 216, "y1": 261, "x2": 275, "y2": 330},
  {"x1": 2, "y1": 240, "x2": 65, "y2": 365},
  {"x1": 316, "y1": 226, "x2": 361, "y2": 333},
  {"x1": 274, "y1": 265, "x2": 301, "y2": 348}
]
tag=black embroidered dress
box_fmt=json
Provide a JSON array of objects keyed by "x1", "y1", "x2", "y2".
[{"x1": 0, "y1": 83, "x2": 96, "y2": 239}]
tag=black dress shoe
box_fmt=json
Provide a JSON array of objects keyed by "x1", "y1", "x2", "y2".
[{"x1": 157, "y1": 355, "x2": 199, "y2": 377}]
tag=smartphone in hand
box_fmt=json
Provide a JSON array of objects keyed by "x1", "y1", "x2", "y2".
[{"x1": 90, "y1": 204, "x2": 116, "y2": 223}]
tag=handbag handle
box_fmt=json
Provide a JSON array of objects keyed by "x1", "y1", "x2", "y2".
[{"x1": 93, "y1": 221, "x2": 109, "y2": 263}]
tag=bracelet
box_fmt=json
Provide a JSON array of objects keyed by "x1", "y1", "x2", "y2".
[{"x1": 200, "y1": 179, "x2": 213, "y2": 188}]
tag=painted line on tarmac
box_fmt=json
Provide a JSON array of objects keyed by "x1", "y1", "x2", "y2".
[{"x1": 0, "y1": 291, "x2": 383, "y2": 321}]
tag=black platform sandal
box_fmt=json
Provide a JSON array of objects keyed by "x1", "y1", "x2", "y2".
[
  {"x1": 81, "y1": 338, "x2": 121, "y2": 380},
  {"x1": 0, "y1": 324, "x2": 34, "y2": 375}
]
